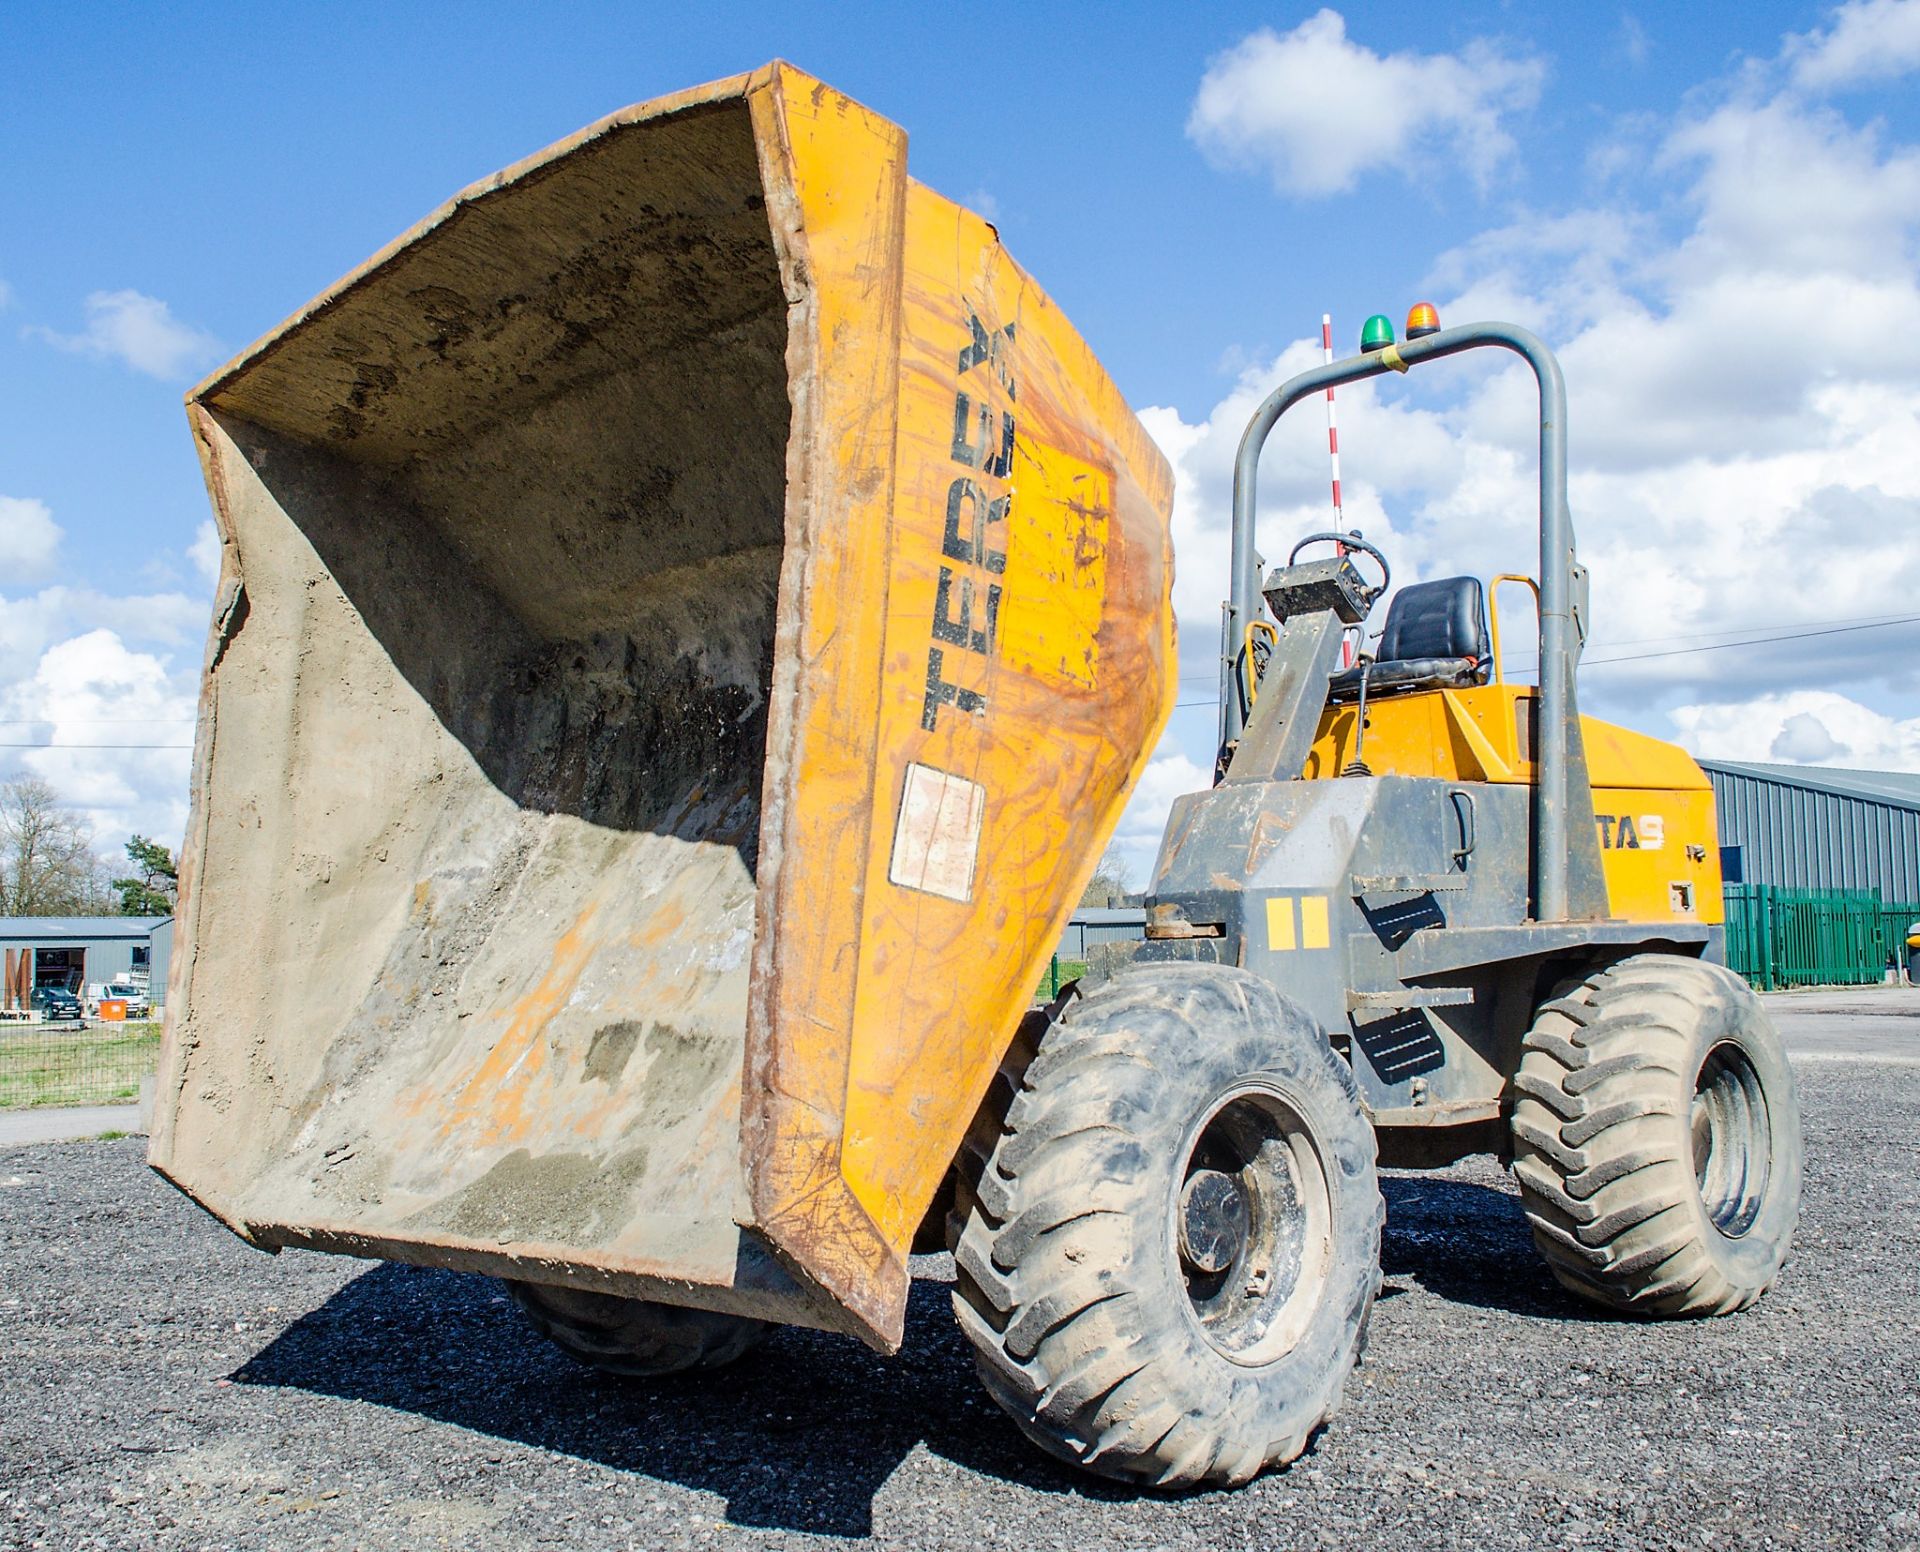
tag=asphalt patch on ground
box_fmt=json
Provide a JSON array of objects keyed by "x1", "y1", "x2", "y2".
[{"x1": 3, "y1": 1053, "x2": 1916, "y2": 1551}]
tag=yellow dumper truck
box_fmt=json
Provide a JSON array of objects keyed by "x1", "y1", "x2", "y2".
[{"x1": 153, "y1": 63, "x2": 1800, "y2": 1488}]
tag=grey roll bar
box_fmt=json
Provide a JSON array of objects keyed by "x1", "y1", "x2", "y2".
[{"x1": 1222, "y1": 321, "x2": 1584, "y2": 922}]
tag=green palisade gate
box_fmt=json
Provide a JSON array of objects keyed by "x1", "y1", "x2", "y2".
[{"x1": 1722, "y1": 884, "x2": 1920, "y2": 990}]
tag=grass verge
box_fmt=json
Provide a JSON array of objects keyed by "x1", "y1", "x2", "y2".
[
  {"x1": 1033, "y1": 960, "x2": 1089, "y2": 1004},
  {"x1": 0, "y1": 1020, "x2": 162, "y2": 1110}
]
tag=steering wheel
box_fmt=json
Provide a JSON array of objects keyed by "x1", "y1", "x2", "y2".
[{"x1": 1288, "y1": 530, "x2": 1391, "y2": 597}]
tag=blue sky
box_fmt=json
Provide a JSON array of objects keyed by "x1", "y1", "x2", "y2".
[{"x1": 5, "y1": 1, "x2": 1920, "y2": 878}]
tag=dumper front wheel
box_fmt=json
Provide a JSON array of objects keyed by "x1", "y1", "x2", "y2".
[
  {"x1": 948, "y1": 964, "x2": 1381, "y2": 1488},
  {"x1": 506, "y1": 1281, "x2": 769, "y2": 1377},
  {"x1": 1511, "y1": 954, "x2": 1803, "y2": 1315}
]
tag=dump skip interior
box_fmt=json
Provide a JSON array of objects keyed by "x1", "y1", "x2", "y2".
[{"x1": 165, "y1": 99, "x2": 811, "y2": 1309}]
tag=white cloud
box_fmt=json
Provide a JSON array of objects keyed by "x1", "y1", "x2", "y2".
[
  {"x1": 1188, "y1": 11, "x2": 1545, "y2": 196},
  {"x1": 0, "y1": 497, "x2": 62, "y2": 581},
  {"x1": 1124, "y1": 33, "x2": 1920, "y2": 870},
  {"x1": 0, "y1": 490, "x2": 213, "y2": 856},
  {"x1": 1660, "y1": 98, "x2": 1920, "y2": 286},
  {"x1": 189, "y1": 521, "x2": 222, "y2": 591},
  {"x1": 1788, "y1": 0, "x2": 1920, "y2": 92},
  {"x1": 1107, "y1": 740, "x2": 1213, "y2": 883},
  {"x1": 1672, "y1": 691, "x2": 1920, "y2": 767},
  {"x1": 1139, "y1": 337, "x2": 1515, "y2": 704},
  {"x1": 1771, "y1": 711, "x2": 1849, "y2": 763},
  {"x1": 0, "y1": 584, "x2": 205, "y2": 691},
  {"x1": 29, "y1": 289, "x2": 223, "y2": 380},
  {"x1": 0, "y1": 570, "x2": 206, "y2": 856},
  {"x1": 1391, "y1": 89, "x2": 1920, "y2": 702},
  {"x1": 0, "y1": 629, "x2": 197, "y2": 853}
]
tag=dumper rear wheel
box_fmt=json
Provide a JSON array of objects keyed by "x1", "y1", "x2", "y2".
[
  {"x1": 948, "y1": 964, "x2": 1381, "y2": 1487},
  {"x1": 1511, "y1": 954, "x2": 1802, "y2": 1315},
  {"x1": 506, "y1": 1281, "x2": 769, "y2": 1377}
]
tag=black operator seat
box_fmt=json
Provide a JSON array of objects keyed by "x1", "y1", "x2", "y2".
[{"x1": 1328, "y1": 575, "x2": 1491, "y2": 699}]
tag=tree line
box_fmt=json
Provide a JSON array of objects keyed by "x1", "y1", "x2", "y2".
[{"x1": 0, "y1": 777, "x2": 178, "y2": 917}]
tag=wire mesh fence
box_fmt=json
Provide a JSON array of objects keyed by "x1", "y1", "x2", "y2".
[{"x1": 0, "y1": 1020, "x2": 162, "y2": 1110}]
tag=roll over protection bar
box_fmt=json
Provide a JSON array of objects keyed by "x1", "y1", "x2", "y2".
[{"x1": 1221, "y1": 322, "x2": 1594, "y2": 923}]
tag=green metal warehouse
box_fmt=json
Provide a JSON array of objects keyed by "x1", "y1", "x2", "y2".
[{"x1": 1700, "y1": 760, "x2": 1920, "y2": 987}]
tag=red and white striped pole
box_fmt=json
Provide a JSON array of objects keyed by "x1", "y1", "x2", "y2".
[
  {"x1": 1321, "y1": 313, "x2": 1344, "y2": 527},
  {"x1": 1322, "y1": 314, "x2": 1354, "y2": 666}
]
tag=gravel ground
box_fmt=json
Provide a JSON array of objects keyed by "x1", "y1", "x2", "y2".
[{"x1": 4, "y1": 1044, "x2": 1917, "y2": 1551}]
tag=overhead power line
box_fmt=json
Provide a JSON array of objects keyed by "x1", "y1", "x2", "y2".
[
  {"x1": 0, "y1": 718, "x2": 196, "y2": 728},
  {"x1": 1177, "y1": 606, "x2": 1920, "y2": 685},
  {"x1": 1172, "y1": 612, "x2": 1920, "y2": 709},
  {"x1": 1551, "y1": 609, "x2": 1917, "y2": 651},
  {"x1": 1516, "y1": 612, "x2": 1920, "y2": 672}
]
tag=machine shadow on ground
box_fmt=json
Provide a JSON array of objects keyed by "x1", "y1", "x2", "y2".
[
  {"x1": 234, "y1": 1176, "x2": 1605, "y2": 1535},
  {"x1": 1378, "y1": 1174, "x2": 1613, "y2": 1323},
  {"x1": 235, "y1": 1260, "x2": 1127, "y2": 1538}
]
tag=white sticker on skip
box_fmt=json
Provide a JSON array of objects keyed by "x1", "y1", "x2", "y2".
[{"x1": 888, "y1": 763, "x2": 986, "y2": 903}]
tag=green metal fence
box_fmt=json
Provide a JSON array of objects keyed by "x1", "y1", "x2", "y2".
[
  {"x1": 1722, "y1": 885, "x2": 1920, "y2": 990},
  {"x1": 1876, "y1": 903, "x2": 1920, "y2": 987}
]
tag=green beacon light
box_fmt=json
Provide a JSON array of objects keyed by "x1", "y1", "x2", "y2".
[{"x1": 1359, "y1": 314, "x2": 1395, "y2": 353}]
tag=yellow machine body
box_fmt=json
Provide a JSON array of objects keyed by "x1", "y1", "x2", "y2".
[
  {"x1": 1300, "y1": 681, "x2": 1723, "y2": 926},
  {"x1": 149, "y1": 63, "x2": 1174, "y2": 1352}
]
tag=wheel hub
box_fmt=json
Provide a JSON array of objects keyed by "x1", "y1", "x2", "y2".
[
  {"x1": 1178, "y1": 1169, "x2": 1249, "y2": 1274},
  {"x1": 1694, "y1": 1041, "x2": 1770, "y2": 1237},
  {"x1": 1175, "y1": 1084, "x2": 1332, "y2": 1365}
]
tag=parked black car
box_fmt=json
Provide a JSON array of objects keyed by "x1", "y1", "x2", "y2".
[{"x1": 28, "y1": 986, "x2": 83, "y2": 1022}]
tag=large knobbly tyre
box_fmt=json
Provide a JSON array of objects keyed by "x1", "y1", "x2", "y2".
[
  {"x1": 949, "y1": 964, "x2": 1381, "y2": 1488},
  {"x1": 1511, "y1": 954, "x2": 1803, "y2": 1316},
  {"x1": 506, "y1": 1281, "x2": 769, "y2": 1376},
  {"x1": 945, "y1": 1007, "x2": 1048, "y2": 1252}
]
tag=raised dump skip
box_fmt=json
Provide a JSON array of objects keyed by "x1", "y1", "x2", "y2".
[{"x1": 151, "y1": 64, "x2": 1175, "y2": 1350}]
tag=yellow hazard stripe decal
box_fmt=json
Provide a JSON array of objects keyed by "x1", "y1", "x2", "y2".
[
  {"x1": 1300, "y1": 894, "x2": 1330, "y2": 950},
  {"x1": 1266, "y1": 895, "x2": 1330, "y2": 951},
  {"x1": 1266, "y1": 896, "x2": 1296, "y2": 951}
]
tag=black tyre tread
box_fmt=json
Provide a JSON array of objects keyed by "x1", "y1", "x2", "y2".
[
  {"x1": 945, "y1": 1011, "x2": 1050, "y2": 1250},
  {"x1": 947, "y1": 963, "x2": 1381, "y2": 1489},
  {"x1": 507, "y1": 1281, "x2": 769, "y2": 1377},
  {"x1": 1510, "y1": 954, "x2": 1802, "y2": 1317}
]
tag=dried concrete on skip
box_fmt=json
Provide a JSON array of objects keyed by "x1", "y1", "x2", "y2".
[{"x1": 2, "y1": 997, "x2": 1917, "y2": 1550}]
